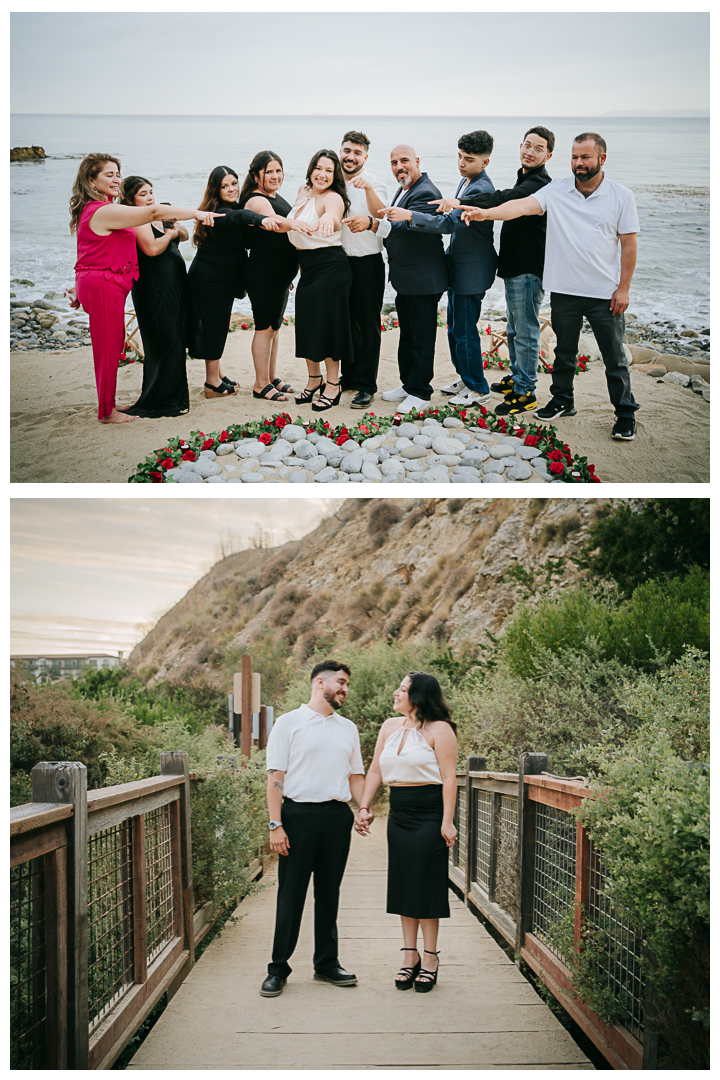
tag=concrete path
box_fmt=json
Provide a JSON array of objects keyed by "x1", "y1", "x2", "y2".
[{"x1": 129, "y1": 818, "x2": 592, "y2": 1070}]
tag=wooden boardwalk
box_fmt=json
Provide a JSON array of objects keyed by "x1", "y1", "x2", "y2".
[{"x1": 129, "y1": 818, "x2": 592, "y2": 1070}]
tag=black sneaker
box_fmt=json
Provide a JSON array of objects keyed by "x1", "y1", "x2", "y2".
[
  {"x1": 535, "y1": 401, "x2": 577, "y2": 421},
  {"x1": 495, "y1": 391, "x2": 537, "y2": 416},
  {"x1": 612, "y1": 416, "x2": 636, "y2": 440},
  {"x1": 490, "y1": 374, "x2": 514, "y2": 394},
  {"x1": 350, "y1": 390, "x2": 375, "y2": 410}
]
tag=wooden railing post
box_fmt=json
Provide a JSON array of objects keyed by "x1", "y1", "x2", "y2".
[
  {"x1": 515, "y1": 752, "x2": 548, "y2": 963},
  {"x1": 241, "y1": 654, "x2": 252, "y2": 759},
  {"x1": 488, "y1": 791, "x2": 501, "y2": 905},
  {"x1": 160, "y1": 752, "x2": 195, "y2": 969},
  {"x1": 132, "y1": 815, "x2": 148, "y2": 984},
  {"x1": 31, "y1": 761, "x2": 88, "y2": 1069},
  {"x1": 259, "y1": 705, "x2": 268, "y2": 750}
]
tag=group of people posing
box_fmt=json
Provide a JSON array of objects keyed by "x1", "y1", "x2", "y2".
[
  {"x1": 261, "y1": 660, "x2": 457, "y2": 998},
  {"x1": 69, "y1": 125, "x2": 640, "y2": 440}
]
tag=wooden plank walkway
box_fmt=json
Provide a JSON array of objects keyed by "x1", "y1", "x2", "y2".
[{"x1": 129, "y1": 818, "x2": 592, "y2": 1070}]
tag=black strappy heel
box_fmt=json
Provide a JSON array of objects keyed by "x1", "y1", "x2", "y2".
[
  {"x1": 295, "y1": 375, "x2": 324, "y2": 405},
  {"x1": 312, "y1": 380, "x2": 341, "y2": 412},
  {"x1": 414, "y1": 950, "x2": 440, "y2": 993},
  {"x1": 395, "y1": 948, "x2": 421, "y2": 990}
]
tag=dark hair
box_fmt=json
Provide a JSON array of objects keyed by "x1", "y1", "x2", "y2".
[
  {"x1": 523, "y1": 126, "x2": 555, "y2": 153},
  {"x1": 306, "y1": 149, "x2": 351, "y2": 215},
  {"x1": 574, "y1": 131, "x2": 607, "y2": 155},
  {"x1": 68, "y1": 153, "x2": 122, "y2": 234},
  {"x1": 310, "y1": 659, "x2": 351, "y2": 682},
  {"x1": 407, "y1": 671, "x2": 456, "y2": 734},
  {"x1": 118, "y1": 175, "x2": 151, "y2": 206},
  {"x1": 239, "y1": 151, "x2": 284, "y2": 207},
  {"x1": 341, "y1": 130, "x2": 370, "y2": 151},
  {"x1": 193, "y1": 165, "x2": 238, "y2": 248},
  {"x1": 458, "y1": 130, "x2": 493, "y2": 157}
]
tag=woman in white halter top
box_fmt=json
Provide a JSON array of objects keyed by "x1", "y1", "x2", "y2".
[
  {"x1": 286, "y1": 150, "x2": 354, "y2": 411},
  {"x1": 356, "y1": 672, "x2": 458, "y2": 993}
]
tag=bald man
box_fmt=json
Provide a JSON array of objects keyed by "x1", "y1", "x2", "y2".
[{"x1": 377, "y1": 146, "x2": 448, "y2": 414}]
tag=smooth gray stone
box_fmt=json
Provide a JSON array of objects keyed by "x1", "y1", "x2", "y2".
[
  {"x1": 325, "y1": 448, "x2": 348, "y2": 469},
  {"x1": 293, "y1": 439, "x2": 318, "y2": 459},
  {"x1": 360, "y1": 450, "x2": 379, "y2": 465},
  {"x1": 278, "y1": 466, "x2": 291, "y2": 477},
  {"x1": 163, "y1": 468, "x2": 182, "y2": 481},
  {"x1": 461, "y1": 450, "x2": 489, "y2": 467},
  {"x1": 431, "y1": 435, "x2": 465, "y2": 455},
  {"x1": 381, "y1": 475, "x2": 404, "y2": 483},
  {"x1": 482, "y1": 472, "x2": 507, "y2": 483},
  {"x1": 451, "y1": 472, "x2": 483, "y2": 483},
  {"x1": 280, "y1": 424, "x2": 306, "y2": 442},
  {"x1": 362, "y1": 461, "x2": 383, "y2": 481},
  {"x1": 306, "y1": 431, "x2": 321, "y2": 443},
  {"x1": 226, "y1": 478, "x2": 243, "y2": 483},
  {"x1": 518, "y1": 445, "x2": 542, "y2": 460},
  {"x1": 501, "y1": 436, "x2": 524, "y2": 449},
  {"x1": 386, "y1": 444, "x2": 401, "y2": 455},
  {"x1": 393, "y1": 422, "x2": 417, "y2": 438},
  {"x1": 483, "y1": 459, "x2": 505, "y2": 474},
  {"x1": 235, "y1": 440, "x2": 266, "y2": 458},
  {"x1": 205, "y1": 474, "x2": 227, "y2": 483},
  {"x1": 394, "y1": 436, "x2": 413, "y2": 451},
  {"x1": 314, "y1": 467, "x2": 338, "y2": 483},
  {"x1": 471, "y1": 431, "x2": 495, "y2": 444},
  {"x1": 178, "y1": 459, "x2": 197, "y2": 472},
  {"x1": 331, "y1": 474, "x2": 351, "y2": 483},
  {"x1": 215, "y1": 443, "x2": 234, "y2": 456},
  {"x1": 349, "y1": 473, "x2": 365, "y2": 482},
  {"x1": 506, "y1": 461, "x2": 533, "y2": 481},
  {"x1": 413, "y1": 434, "x2": 433, "y2": 448},
  {"x1": 498, "y1": 456, "x2": 518, "y2": 468},
  {"x1": 280, "y1": 456, "x2": 299, "y2": 466},
  {"x1": 238, "y1": 458, "x2": 258, "y2": 472},
  {"x1": 258, "y1": 465, "x2": 280, "y2": 473},
  {"x1": 422, "y1": 467, "x2": 450, "y2": 482},
  {"x1": 377, "y1": 448, "x2": 390, "y2": 463},
  {"x1": 194, "y1": 459, "x2": 222, "y2": 478},
  {"x1": 305, "y1": 455, "x2": 329, "y2": 474},
  {"x1": 263, "y1": 478, "x2": 281, "y2": 483},
  {"x1": 240, "y1": 473, "x2": 265, "y2": 483},
  {"x1": 265, "y1": 437, "x2": 292, "y2": 458},
  {"x1": 433, "y1": 454, "x2": 462, "y2": 466},
  {"x1": 702, "y1": 387, "x2": 710, "y2": 402},
  {"x1": 454, "y1": 431, "x2": 473, "y2": 444},
  {"x1": 662, "y1": 371, "x2": 691, "y2": 387},
  {"x1": 401, "y1": 458, "x2": 426, "y2": 472},
  {"x1": 489, "y1": 444, "x2": 515, "y2": 459},
  {"x1": 443, "y1": 416, "x2": 464, "y2": 428},
  {"x1": 453, "y1": 465, "x2": 481, "y2": 476},
  {"x1": 342, "y1": 438, "x2": 361, "y2": 452},
  {"x1": 341, "y1": 451, "x2": 364, "y2": 474},
  {"x1": 174, "y1": 470, "x2": 203, "y2": 484},
  {"x1": 381, "y1": 459, "x2": 405, "y2": 477},
  {"x1": 288, "y1": 470, "x2": 308, "y2": 483},
  {"x1": 314, "y1": 436, "x2": 339, "y2": 455},
  {"x1": 361, "y1": 433, "x2": 387, "y2": 451},
  {"x1": 199, "y1": 449, "x2": 217, "y2": 460},
  {"x1": 402, "y1": 444, "x2": 427, "y2": 459}
]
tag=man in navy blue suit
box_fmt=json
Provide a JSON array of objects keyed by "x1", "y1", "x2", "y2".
[{"x1": 376, "y1": 145, "x2": 448, "y2": 414}]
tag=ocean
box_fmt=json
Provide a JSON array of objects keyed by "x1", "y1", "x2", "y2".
[{"x1": 10, "y1": 114, "x2": 709, "y2": 328}]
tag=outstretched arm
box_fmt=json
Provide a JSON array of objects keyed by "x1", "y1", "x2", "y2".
[
  {"x1": 460, "y1": 194, "x2": 543, "y2": 224},
  {"x1": 91, "y1": 203, "x2": 223, "y2": 233}
]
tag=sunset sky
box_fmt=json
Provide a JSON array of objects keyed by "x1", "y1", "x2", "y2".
[{"x1": 10, "y1": 498, "x2": 333, "y2": 655}]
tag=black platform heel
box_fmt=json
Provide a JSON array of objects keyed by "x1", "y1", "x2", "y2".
[
  {"x1": 395, "y1": 948, "x2": 421, "y2": 990},
  {"x1": 295, "y1": 375, "x2": 325, "y2": 405},
  {"x1": 312, "y1": 380, "x2": 341, "y2": 412},
  {"x1": 414, "y1": 950, "x2": 440, "y2": 993}
]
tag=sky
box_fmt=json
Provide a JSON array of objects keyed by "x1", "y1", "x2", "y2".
[
  {"x1": 10, "y1": 10, "x2": 709, "y2": 117},
  {"x1": 10, "y1": 498, "x2": 333, "y2": 656}
]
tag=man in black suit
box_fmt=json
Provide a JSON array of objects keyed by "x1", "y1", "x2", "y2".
[{"x1": 377, "y1": 145, "x2": 448, "y2": 414}]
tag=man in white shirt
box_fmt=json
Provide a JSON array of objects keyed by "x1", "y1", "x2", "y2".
[
  {"x1": 339, "y1": 131, "x2": 391, "y2": 410},
  {"x1": 461, "y1": 132, "x2": 640, "y2": 441},
  {"x1": 260, "y1": 660, "x2": 365, "y2": 997}
]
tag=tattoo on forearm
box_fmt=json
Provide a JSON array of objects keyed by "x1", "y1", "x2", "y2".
[
  {"x1": 273, "y1": 780, "x2": 283, "y2": 792},
  {"x1": 268, "y1": 769, "x2": 277, "y2": 774}
]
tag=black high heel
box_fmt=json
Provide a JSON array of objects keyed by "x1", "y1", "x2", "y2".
[
  {"x1": 414, "y1": 950, "x2": 440, "y2": 993},
  {"x1": 295, "y1": 375, "x2": 325, "y2": 405},
  {"x1": 395, "y1": 948, "x2": 421, "y2": 990},
  {"x1": 312, "y1": 381, "x2": 341, "y2": 412}
]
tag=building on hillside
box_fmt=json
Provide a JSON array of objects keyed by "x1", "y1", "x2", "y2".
[{"x1": 10, "y1": 652, "x2": 124, "y2": 684}]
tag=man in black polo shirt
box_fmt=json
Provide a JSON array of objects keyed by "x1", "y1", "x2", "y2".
[{"x1": 441, "y1": 126, "x2": 553, "y2": 415}]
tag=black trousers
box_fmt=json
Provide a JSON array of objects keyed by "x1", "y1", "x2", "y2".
[
  {"x1": 343, "y1": 253, "x2": 386, "y2": 394},
  {"x1": 395, "y1": 292, "x2": 443, "y2": 401},
  {"x1": 268, "y1": 798, "x2": 354, "y2": 979},
  {"x1": 549, "y1": 292, "x2": 639, "y2": 419}
]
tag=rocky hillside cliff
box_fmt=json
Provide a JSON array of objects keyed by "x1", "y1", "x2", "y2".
[{"x1": 128, "y1": 497, "x2": 608, "y2": 687}]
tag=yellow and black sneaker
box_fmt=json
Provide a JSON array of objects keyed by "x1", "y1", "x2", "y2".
[
  {"x1": 490, "y1": 374, "x2": 514, "y2": 394},
  {"x1": 495, "y1": 391, "x2": 538, "y2": 416}
]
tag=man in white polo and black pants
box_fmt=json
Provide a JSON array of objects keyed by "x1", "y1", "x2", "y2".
[
  {"x1": 461, "y1": 131, "x2": 640, "y2": 440},
  {"x1": 260, "y1": 660, "x2": 364, "y2": 997}
]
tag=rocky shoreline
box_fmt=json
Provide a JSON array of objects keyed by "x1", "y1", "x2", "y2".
[{"x1": 10, "y1": 284, "x2": 91, "y2": 352}]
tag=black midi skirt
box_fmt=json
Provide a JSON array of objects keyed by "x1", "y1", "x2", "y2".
[
  {"x1": 386, "y1": 785, "x2": 450, "y2": 919},
  {"x1": 295, "y1": 247, "x2": 353, "y2": 363}
]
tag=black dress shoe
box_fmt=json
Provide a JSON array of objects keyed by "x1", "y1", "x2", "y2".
[
  {"x1": 350, "y1": 391, "x2": 375, "y2": 409},
  {"x1": 313, "y1": 966, "x2": 358, "y2": 986},
  {"x1": 260, "y1": 974, "x2": 287, "y2": 997}
]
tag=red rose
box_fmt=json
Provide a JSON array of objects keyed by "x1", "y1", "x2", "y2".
[
  {"x1": 547, "y1": 450, "x2": 564, "y2": 461},
  {"x1": 588, "y1": 464, "x2": 596, "y2": 474},
  {"x1": 483, "y1": 359, "x2": 488, "y2": 368},
  {"x1": 324, "y1": 421, "x2": 330, "y2": 429},
  {"x1": 358, "y1": 424, "x2": 369, "y2": 433},
  {"x1": 160, "y1": 457, "x2": 174, "y2": 470},
  {"x1": 485, "y1": 325, "x2": 491, "y2": 335},
  {"x1": 275, "y1": 417, "x2": 286, "y2": 428},
  {"x1": 336, "y1": 434, "x2": 349, "y2": 445},
  {"x1": 478, "y1": 419, "x2": 488, "y2": 429},
  {"x1": 263, "y1": 418, "x2": 271, "y2": 426},
  {"x1": 368, "y1": 412, "x2": 375, "y2": 417},
  {"x1": 578, "y1": 355, "x2": 589, "y2": 362},
  {"x1": 202, "y1": 438, "x2": 214, "y2": 451},
  {"x1": 524, "y1": 435, "x2": 539, "y2": 447},
  {"x1": 182, "y1": 450, "x2": 196, "y2": 461},
  {"x1": 149, "y1": 471, "x2": 163, "y2": 482},
  {"x1": 241, "y1": 323, "x2": 248, "y2": 330},
  {"x1": 259, "y1": 432, "x2": 272, "y2": 445},
  {"x1": 340, "y1": 427, "x2": 349, "y2": 435},
  {"x1": 480, "y1": 406, "x2": 488, "y2": 417},
  {"x1": 592, "y1": 476, "x2": 601, "y2": 483},
  {"x1": 549, "y1": 462, "x2": 564, "y2": 474},
  {"x1": 219, "y1": 430, "x2": 229, "y2": 443}
]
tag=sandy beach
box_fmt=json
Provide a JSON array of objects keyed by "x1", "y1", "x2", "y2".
[{"x1": 11, "y1": 326, "x2": 709, "y2": 484}]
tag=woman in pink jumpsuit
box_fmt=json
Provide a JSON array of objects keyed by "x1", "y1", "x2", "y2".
[{"x1": 69, "y1": 154, "x2": 223, "y2": 423}]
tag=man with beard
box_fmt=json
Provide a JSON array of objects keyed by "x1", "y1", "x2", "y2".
[
  {"x1": 376, "y1": 145, "x2": 448, "y2": 414},
  {"x1": 339, "y1": 131, "x2": 391, "y2": 410},
  {"x1": 461, "y1": 133, "x2": 640, "y2": 440},
  {"x1": 260, "y1": 660, "x2": 364, "y2": 997}
]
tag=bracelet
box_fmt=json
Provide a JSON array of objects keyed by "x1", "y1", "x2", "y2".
[
  {"x1": 359, "y1": 807, "x2": 369, "y2": 811},
  {"x1": 367, "y1": 217, "x2": 373, "y2": 231}
]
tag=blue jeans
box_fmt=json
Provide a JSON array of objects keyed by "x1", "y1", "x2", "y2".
[
  {"x1": 446, "y1": 289, "x2": 489, "y2": 395},
  {"x1": 504, "y1": 273, "x2": 544, "y2": 396}
]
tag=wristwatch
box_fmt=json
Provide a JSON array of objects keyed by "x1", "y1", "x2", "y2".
[{"x1": 268, "y1": 821, "x2": 283, "y2": 830}]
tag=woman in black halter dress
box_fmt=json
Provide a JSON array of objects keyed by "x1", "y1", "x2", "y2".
[
  {"x1": 239, "y1": 151, "x2": 313, "y2": 402},
  {"x1": 119, "y1": 176, "x2": 190, "y2": 417}
]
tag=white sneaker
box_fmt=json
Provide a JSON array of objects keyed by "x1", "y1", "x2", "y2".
[
  {"x1": 381, "y1": 386, "x2": 408, "y2": 402},
  {"x1": 397, "y1": 394, "x2": 431, "y2": 414},
  {"x1": 440, "y1": 378, "x2": 465, "y2": 395},
  {"x1": 449, "y1": 388, "x2": 491, "y2": 406}
]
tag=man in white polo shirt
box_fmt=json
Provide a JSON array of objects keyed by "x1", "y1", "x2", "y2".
[
  {"x1": 260, "y1": 660, "x2": 364, "y2": 997},
  {"x1": 461, "y1": 132, "x2": 640, "y2": 440}
]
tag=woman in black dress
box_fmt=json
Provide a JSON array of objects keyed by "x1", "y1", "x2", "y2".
[
  {"x1": 187, "y1": 166, "x2": 276, "y2": 398},
  {"x1": 356, "y1": 672, "x2": 458, "y2": 993},
  {"x1": 118, "y1": 176, "x2": 190, "y2": 417},
  {"x1": 239, "y1": 151, "x2": 312, "y2": 403}
]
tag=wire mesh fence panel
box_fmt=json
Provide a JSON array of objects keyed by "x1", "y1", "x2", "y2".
[
  {"x1": 145, "y1": 805, "x2": 175, "y2": 964},
  {"x1": 588, "y1": 839, "x2": 645, "y2": 1042},
  {"x1": 456, "y1": 788, "x2": 467, "y2": 872},
  {"x1": 532, "y1": 803, "x2": 577, "y2": 963},
  {"x1": 496, "y1": 794, "x2": 519, "y2": 921},
  {"x1": 473, "y1": 789, "x2": 492, "y2": 891},
  {"x1": 10, "y1": 858, "x2": 47, "y2": 1069},
  {"x1": 87, "y1": 821, "x2": 135, "y2": 1031}
]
